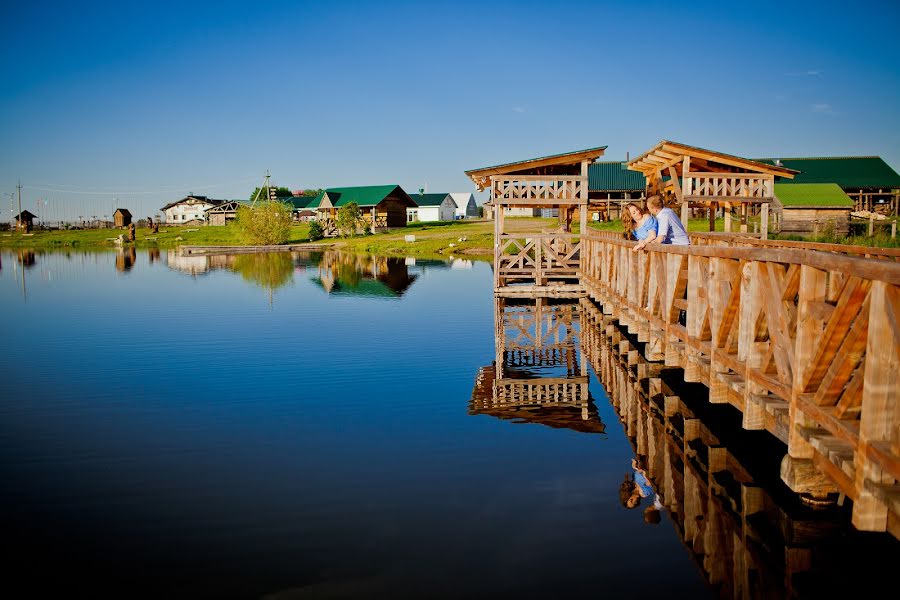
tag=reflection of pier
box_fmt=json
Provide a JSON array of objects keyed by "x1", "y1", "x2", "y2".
[
  {"x1": 470, "y1": 297, "x2": 604, "y2": 434},
  {"x1": 581, "y1": 299, "x2": 897, "y2": 598}
]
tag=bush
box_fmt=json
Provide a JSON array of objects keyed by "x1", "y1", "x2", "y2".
[
  {"x1": 235, "y1": 201, "x2": 292, "y2": 245},
  {"x1": 336, "y1": 202, "x2": 363, "y2": 237},
  {"x1": 308, "y1": 220, "x2": 324, "y2": 241}
]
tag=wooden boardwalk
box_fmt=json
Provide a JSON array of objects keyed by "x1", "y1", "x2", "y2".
[{"x1": 580, "y1": 230, "x2": 900, "y2": 538}]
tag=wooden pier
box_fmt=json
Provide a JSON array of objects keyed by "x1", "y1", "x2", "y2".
[{"x1": 581, "y1": 229, "x2": 900, "y2": 538}]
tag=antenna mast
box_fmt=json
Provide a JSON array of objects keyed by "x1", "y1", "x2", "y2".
[{"x1": 251, "y1": 169, "x2": 274, "y2": 207}]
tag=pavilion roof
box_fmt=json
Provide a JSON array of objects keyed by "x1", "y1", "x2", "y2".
[
  {"x1": 465, "y1": 146, "x2": 607, "y2": 190},
  {"x1": 627, "y1": 140, "x2": 798, "y2": 178}
]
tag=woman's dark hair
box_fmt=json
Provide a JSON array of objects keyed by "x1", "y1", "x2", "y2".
[{"x1": 619, "y1": 475, "x2": 637, "y2": 508}]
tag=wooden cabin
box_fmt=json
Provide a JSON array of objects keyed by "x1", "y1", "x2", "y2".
[
  {"x1": 15, "y1": 210, "x2": 37, "y2": 232},
  {"x1": 307, "y1": 185, "x2": 416, "y2": 235},
  {"x1": 627, "y1": 140, "x2": 798, "y2": 237},
  {"x1": 466, "y1": 146, "x2": 607, "y2": 297},
  {"x1": 774, "y1": 183, "x2": 853, "y2": 236},
  {"x1": 113, "y1": 208, "x2": 132, "y2": 228}
]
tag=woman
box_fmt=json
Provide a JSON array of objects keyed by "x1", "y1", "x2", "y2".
[{"x1": 622, "y1": 202, "x2": 658, "y2": 242}]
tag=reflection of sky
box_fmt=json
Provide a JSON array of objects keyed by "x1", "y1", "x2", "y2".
[{"x1": 0, "y1": 249, "x2": 706, "y2": 598}]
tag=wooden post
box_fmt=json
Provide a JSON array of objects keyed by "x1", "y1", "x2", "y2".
[
  {"x1": 724, "y1": 202, "x2": 732, "y2": 233},
  {"x1": 852, "y1": 281, "x2": 899, "y2": 532},
  {"x1": 740, "y1": 202, "x2": 748, "y2": 233},
  {"x1": 681, "y1": 200, "x2": 689, "y2": 230},
  {"x1": 892, "y1": 222, "x2": 897, "y2": 239},
  {"x1": 760, "y1": 203, "x2": 769, "y2": 240},
  {"x1": 868, "y1": 216, "x2": 875, "y2": 237}
]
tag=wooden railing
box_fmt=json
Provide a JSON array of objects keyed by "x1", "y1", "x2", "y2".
[
  {"x1": 684, "y1": 173, "x2": 774, "y2": 200},
  {"x1": 492, "y1": 176, "x2": 587, "y2": 204},
  {"x1": 580, "y1": 230, "x2": 900, "y2": 537},
  {"x1": 496, "y1": 233, "x2": 581, "y2": 286},
  {"x1": 688, "y1": 232, "x2": 900, "y2": 261}
]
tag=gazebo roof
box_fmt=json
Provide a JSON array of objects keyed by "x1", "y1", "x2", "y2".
[
  {"x1": 627, "y1": 140, "x2": 798, "y2": 178},
  {"x1": 465, "y1": 146, "x2": 607, "y2": 190}
]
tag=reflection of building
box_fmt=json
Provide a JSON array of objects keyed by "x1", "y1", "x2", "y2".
[
  {"x1": 311, "y1": 252, "x2": 418, "y2": 298},
  {"x1": 165, "y1": 251, "x2": 238, "y2": 276},
  {"x1": 470, "y1": 297, "x2": 604, "y2": 433},
  {"x1": 579, "y1": 297, "x2": 897, "y2": 598},
  {"x1": 115, "y1": 246, "x2": 136, "y2": 272}
]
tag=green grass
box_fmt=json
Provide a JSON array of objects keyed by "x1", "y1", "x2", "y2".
[{"x1": 0, "y1": 224, "x2": 312, "y2": 249}]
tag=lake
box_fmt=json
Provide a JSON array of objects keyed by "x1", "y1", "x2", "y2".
[{"x1": 0, "y1": 248, "x2": 895, "y2": 599}]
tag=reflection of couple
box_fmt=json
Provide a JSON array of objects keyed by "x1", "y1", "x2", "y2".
[
  {"x1": 619, "y1": 457, "x2": 664, "y2": 524},
  {"x1": 621, "y1": 196, "x2": 690, "y2": 251}
]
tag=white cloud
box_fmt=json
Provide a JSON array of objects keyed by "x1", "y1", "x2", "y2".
[
  {"x1": 512, "y1": 106, "x2": 526, "y2": 113},
  {"x1": 811, "y1": 103, "x2": 835, "y2": 115},
  {"x1": 785, "y1": 69, "x2": 823, "y2": 77}
]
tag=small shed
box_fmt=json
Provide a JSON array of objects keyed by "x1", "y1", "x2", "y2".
[
  {"x1": 114, "y1": 208, "x2": 132, "y2": 228},
  {"x1": 449, "y1": 193, "x2": 478, "y2": 219},
  {"x1": 15, "y1": 210, "x2": 37, "y2": 231},
  {"x1": 774, "y1": 183, "x2": 853, "y2": 236}
]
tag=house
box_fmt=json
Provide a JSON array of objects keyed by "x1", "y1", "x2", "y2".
[
  {"x1": 113, "y1": 208, "x2": 132, "y2": 228},
  {"x1": 407, "y1": 193, "x2": 457, "y2": 222},
  {"x1": 449, "y1": 193, "x2": 478, "y2": 219},
  {"x1": 306, "y1": 185, "x2": 416, "y2": 234},
  {"x1": 587, "y1": 161, "x2": 647, "y2": 220},
  {"x1": 205, "y1": 200, "x2": 248, "y2": 226},
  {"x1": 773, "y1": 183, "x2": 853, "y2": 236},
  {"x1": 286, "y1": 196, "x2": 319, "y2": 222},
  {"x1": 756, "y1": 156, "x2": 900, "y2": 215},
  {"x1": 15, "y1": 210, "x2": 37, "y2": 232},
  {"x1": 161, "y1": 195, "x2": 225, "y2": 225}
]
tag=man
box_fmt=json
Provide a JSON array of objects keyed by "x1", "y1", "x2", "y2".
[{"x1": 633, "y1": 195, "x2": 690, "y2": 250}]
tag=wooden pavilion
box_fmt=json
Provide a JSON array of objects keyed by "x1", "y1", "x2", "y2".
[
  {"x1": 626, "y1": 141, "x2": 798, "y2": 237},
  {"x1": 465, "y1": 146, "x2": 607, "y2": 297}
]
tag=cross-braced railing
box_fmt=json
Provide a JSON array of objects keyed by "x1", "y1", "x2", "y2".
[
  {"x1": 580, "y1": 229, "x2": 900, "y2": 538},
  {"x1": 496, "y1": 233, "x2": 581, "y2": 287}
]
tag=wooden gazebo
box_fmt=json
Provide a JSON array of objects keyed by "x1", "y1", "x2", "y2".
[
  {"x1": 465, "y1": 146, "x2": 607, "y2": 297},
  {"x1": 627, "y1": 141, "x2": 798, "y2": 237}
]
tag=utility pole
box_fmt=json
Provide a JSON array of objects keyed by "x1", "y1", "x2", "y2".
[
  {"x1": 17, "y1": 181, "x2": 22, "y2": 231},
  {"x1": 251, "y1": 170, "x2": 273, "y2": 207}
]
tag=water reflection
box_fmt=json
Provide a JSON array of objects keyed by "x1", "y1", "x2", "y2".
[
  {"x1": 311, "y1": 253, "x2": 417, "y2": 298},
  {"x1": 232, "y1": 253, "x2": 294, "y2": 292},
  {"x1": 115, "y1": 246, "x2": 136, "y2": 272},
  {"x1": 471, "y1": 297, "x2": 605, "y2": 433},
  {"x1": 578, "y1": 297, "x2": 898, "y2": 598}
]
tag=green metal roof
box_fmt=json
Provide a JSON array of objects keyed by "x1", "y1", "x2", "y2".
[
  {"x1": 774, "y1": 183, "x2": 854, "y2": 208},
  {"x1": 409, "y1": 193, "x2": 450, "y2": 207},
  {"x1": 314, "y1": 185, "x2": 412, "y2": 208},
  {"x1": 588, "y1": 162, "x2": 646, "y2": 191},
  {"x1": 756, "y1": 157, "x2": 900, "y2": 189}
]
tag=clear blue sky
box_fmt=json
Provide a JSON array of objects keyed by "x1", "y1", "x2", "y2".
[{"x1": 1, "y1": 0, "x2": 898, "y2": 221}]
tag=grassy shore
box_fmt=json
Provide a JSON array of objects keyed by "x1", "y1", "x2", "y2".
[{"x1": 3, "y1": 217, "x2": 897, "y2": 255}]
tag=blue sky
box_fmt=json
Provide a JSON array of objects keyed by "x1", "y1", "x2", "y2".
[{"x1": 1, "y1": 0, "x2": 898, "y2": 220}]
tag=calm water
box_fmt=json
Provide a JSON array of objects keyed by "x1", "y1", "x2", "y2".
[{"x1": 0, "y1": 249, "x2": 895, "y2": 599}]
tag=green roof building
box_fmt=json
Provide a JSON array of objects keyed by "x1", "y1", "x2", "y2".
[{"x1": 309, "y1": 185, "x2": 417, "y2": 233}]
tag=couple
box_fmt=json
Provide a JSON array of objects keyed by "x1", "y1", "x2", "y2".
[{"x1": 622, "y1": 195, "x2": 690, "y2": 250}]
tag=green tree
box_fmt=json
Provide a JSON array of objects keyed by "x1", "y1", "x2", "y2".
[
  {"x1": 308, "y1": 219, "x2": 325, "y2": 241},
  {"x1": 249, "y1": 186, "x2": 293, "y2": 203},
  {"x1": 335, "y1": 202, "x2": 362, "y2": 237},
  {"x1": 235, "y1": 200, "x2": 293, "y2": 245},
  {"x1": 300, "y1": 188, "x2": 323, "y2": 197}
]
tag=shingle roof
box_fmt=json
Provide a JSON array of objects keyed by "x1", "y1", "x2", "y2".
[
  {"x1": 588, "y1": 162, "x2": 646, "y2": 191},
  {"x1": 756, "y1": 156, "x2": 900, "y2": 189},
  {"x1": 774, "y1": 183, "x2": 854, "y2": 208},
  {"x1": 409, "y1": 193, "x2": 451, "y2": 207}
]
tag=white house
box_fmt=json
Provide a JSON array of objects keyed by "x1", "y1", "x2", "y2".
[
  {"x1": 407, "y1": 193, "x2": 457, "y2": 222},
  {"x1": 449, "y1": 193, "x2": 477, "y2": 219},
  {"x1": 161, "y1": 195, "x2": 224, "y2": 225}
]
